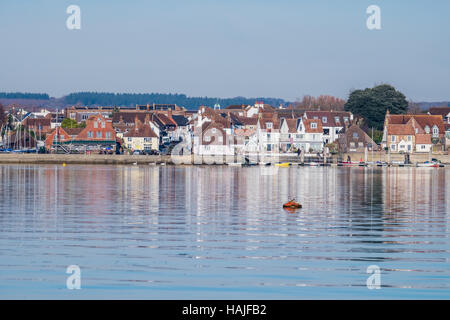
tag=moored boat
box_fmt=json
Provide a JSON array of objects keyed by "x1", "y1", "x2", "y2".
[
  {"x1": 417, "y1": 161, "x2": 440, "y2": 168},
  {"x1": 275, "y1": 162, "x2": 290, "y2": 167}
]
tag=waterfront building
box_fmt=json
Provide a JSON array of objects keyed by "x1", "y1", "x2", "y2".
[
  {"x1": 256, "y1": 113, "x2": 281, "y2": 152},
  {"x1": 337, "y1": 125, "x2": 378, "y2": 153},
  {"x1": 382, "y1": 111, "x2": 446, "y2": 152},
  {"x1": 293, "y1": 118, "x2": 324, "y2": 152},
  {"x1": 123, "y1": 115, "x2": 159, "y2": 152},
  {"x1": 46, "y1": 114, "x2": 116, "y2": 152},
  {"x1": 193, "y1": 121, "x2": 233, "y2": 155},
  {"x1": 304, "y1": 111, "x2": 353, "y2": 144}
]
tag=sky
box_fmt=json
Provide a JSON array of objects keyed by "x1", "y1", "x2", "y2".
[{"x1": 0, "y1": 0, "x2": 449, "y2": 102}]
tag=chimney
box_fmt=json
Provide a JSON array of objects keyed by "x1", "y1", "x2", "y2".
[
  {"x1": 168, "y1": 108, "x2": 173, "y2": 118},
  {"x1": 144, "y1": 113, "x2": 150, "y2": 125}
]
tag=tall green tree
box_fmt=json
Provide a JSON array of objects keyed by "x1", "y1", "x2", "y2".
[{"x1": 344, "y1": 84, "x2": 408, "y2": 130}]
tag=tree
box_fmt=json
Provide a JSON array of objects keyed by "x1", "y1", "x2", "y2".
[
  {"x1": 344, "y1": 84, "x2": 408, "y2": 130},
  {"x1": 407, "y1": 100, "x2": 422, "y2": 114},
  {"x1": 61, "y1": 117, "x2": 83, "y2": 128},
  {"x1": 294, "y1": 95, "x2": 346, "y2": 111},
  {"x1": 0, "y1": 103, "x2": 6, "y2": 127}
]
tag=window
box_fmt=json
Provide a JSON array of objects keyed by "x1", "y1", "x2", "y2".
[
  {"x1": 205, "y1": 136, "x2": 211, "y2": 142},
  {"x1": 343, "y1": 117, "x2": 349, "y2": 123},
  {"x1": 60, "y1": 135, "x2": 65, "y2": 140},
  {"x1": 212, "y1": 128, "x2": 216, "y2": 133},
  {"x1": 424, "y1": 126, "x2": 430, "y2": 134},
  {"x1": 408, "y1": 135, "x2": 412, "y2": 142},
  {"x1": 323, "y1": 129, "x2": 329, "y2": 135},
  {"x1": 421, "y1": 145, "x2": 425, "y2": 150},
  {"x1": 296, "y1": 134, "x2": 304, "y2": 139},
  {"x1": 335, "y1": 129, "x2": 340, "y2": 134},
  {"x1": 432, "y1": 125, "x2": 439, "y2": 137},
  {"x1": 127, "y1": 137, "x2": 132, "y2": 142},
  {"x1": 407, "y1": 145, "x2": 411, "y2": 151},
  {"x1": 144, "y1": 144, "x2": 151, "y2": 151},
  {"x1": 144, "y1": 137, "x2": 151, "y2": 142},
  {"x1": 391, "y1": 144, "x2": 396, "y2": 150},
  {"x1": 88, "y1": 131, "x2": 93, "y2": 138},
  {"x1": 105, "y1": 132, "x2": 111, "y2": 139},
  {"x1": 335, "y1": 117, "x2": 340, "y2": 123},
  {"x1": 266, "y1": 122, "x2": 273, "y2": 129},
  {"x1": 322, "y1": 117, "x2": 327, "y2": 123},
  {"x1": 82, "y1": 114, "x2": 88, "y2": 120},
  {"x1": 350, "y1": 142, "x2": 355, "y2": 148},
  {"x1": 353, "y1": 132, "x2": 358, "y2": 139},
  {"x1": 391, "y1": 135, "x2": 396, "y2": 142},
  {"x1": 358, "y1": 142, "x2": 364, "y2": 148},
  {"x1": 311, "y1": 122, "x2": 317, "y2": 129},
  {"x1": 127, "y1": 144, "x2": 131, "y2": 149},
  {"x1": 267, "y1": 133, "x2": 271, "y2": 139},
  {"x1": 218, "y1": 136, "x2": 223, "y2": 143},
  {"x1": 101, "y1": 122, "x2": 105, "y2": 128},
  {"x1": 313, "y1": 116, "x2": 318, "y2": 120},
  {"x1": 94, "y1": 121, "x2": 98, "y2": 128}
]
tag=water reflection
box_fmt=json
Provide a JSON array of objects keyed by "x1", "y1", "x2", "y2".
[{"x1": 0, "y1": 165, "x2": 449, "y2": 298}]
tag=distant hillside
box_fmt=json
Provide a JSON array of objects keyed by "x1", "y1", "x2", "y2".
[
  {"x1": 417, "y1": 101, "x2": 449, "y2": 111},
  {"x1": 0, "y1": 92, "x2": 49, "y2": 100},
  {"x1": 62, "y1": 92, "x2": 288, "y2": 110},
  {"x1": 0, "y1": 91, "x2": 288, "y2": 110}
]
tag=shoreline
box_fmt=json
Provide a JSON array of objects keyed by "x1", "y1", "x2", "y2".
[{"x1": 0, "y1": 153, "x2": 448, "y2": 165}]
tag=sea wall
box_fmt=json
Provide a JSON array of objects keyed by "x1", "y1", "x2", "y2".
[{"x1": 0, "y1": 152, "x2": 448, "y2": 165}]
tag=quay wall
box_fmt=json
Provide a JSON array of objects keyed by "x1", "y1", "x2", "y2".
[{"x1": 0, "y1": 152, "x2": 448, "y2": 165}]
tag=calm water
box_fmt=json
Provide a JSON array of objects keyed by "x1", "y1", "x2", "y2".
[{"x1": 0, "y1": 164, "x2": 449, "y2": 299}]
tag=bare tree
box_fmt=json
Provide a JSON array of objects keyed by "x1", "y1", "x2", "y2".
[{"x1": 407, "y1": 100, "x2": 422, "y2": 114}]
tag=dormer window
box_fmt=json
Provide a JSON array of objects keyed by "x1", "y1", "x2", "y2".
[
  {"x1": 424, "y1": 125, "x2": 430, "y2": 134},
  {"x1": 322, "y1": 117, "x2": 327, "y2": 124},
  {"x1": 311, "y1": 122, "x2": 317, "y2": 129},
  {"x1": 353, "y1": 132, "x2": 358, "y2": 139},
  {"x1": 344, "y1": 117, "x2": 349, "y2": 123},
  {"x1": 212, "y1": 128, "x2": 216, "y2": 133},
  {"x1": 266, "y1": 122, "x2": 273, "y2": 129},
  {"x1": 335, "y1": 117, "x2": 340, "y2": 123},
  {"x1": 432, "y1": 125, "x2": 439, "y2": 137}
]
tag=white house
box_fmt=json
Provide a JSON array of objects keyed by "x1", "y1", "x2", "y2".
[{"x1": 304, "y1": 111, "x2": 353, "y2": 144}]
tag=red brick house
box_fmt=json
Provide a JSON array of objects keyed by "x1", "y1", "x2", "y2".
[{"x1": 45, "y1": 114, "x2": 116, "y2": 151}]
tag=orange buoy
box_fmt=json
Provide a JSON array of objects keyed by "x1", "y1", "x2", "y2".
[{"x1": 283, "y1": 200, "x2": 302, "y2": 209}]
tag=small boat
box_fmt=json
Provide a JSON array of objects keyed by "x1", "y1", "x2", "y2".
[
  {"x1": 275, "y1": 162, "x2": 290, "y2": 167},
  {"x1": 308, "y1": 162, "x2": 320, "y2": 166},
  {"x1": 283, "y1": 199, "x2": 302, "y2": 209},
  {"x1": 417, "y1": 161, "x2": 440, "y2": 168},
  {"x1": 338, "y1": 161, "x2": 360, "y2": 166},
  {"x1": 227, "y1": 162, "x2": 242, "y2": 166}
]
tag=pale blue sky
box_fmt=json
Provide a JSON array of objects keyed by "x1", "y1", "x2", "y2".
[{"x1": 0, "y1": 0, "x2": 449, "y2": 101}]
